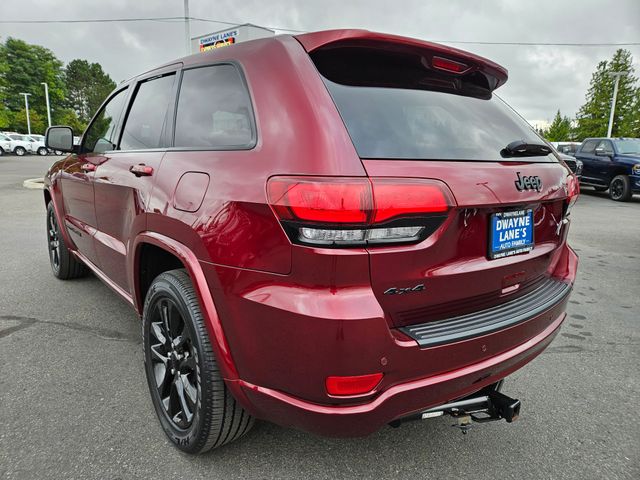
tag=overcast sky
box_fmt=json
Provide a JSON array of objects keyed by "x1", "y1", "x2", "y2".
[{"x1": 1, "y1": 0, "x2": 639, "y2": 126}]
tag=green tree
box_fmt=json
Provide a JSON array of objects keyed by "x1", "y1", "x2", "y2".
[
  {"x1": 0, "y1": 105, "x2": 11, "y2": 129},
  {"x1": 545, "y1": 110, "x2": 573, "y2": 141},
  {"x1": 58, "y1": 108, "x2": 87, "y2": 134},
  {"x1": 622, "y1": 87, "x2": 640, "y2": 137},
  {"x1": 574, "y1": 49, "x2": 639, "y2": 140},
  {"x1": 0, "y1": 37, "x2": 67, "y2": 125},
  {"x1": 11, "y1": 107, "x2": 46, "y2": 134},
  {"x1": 65, "y1": 59, "x2": 116, "y2": 123},
  {"x1": 0, "y1": 41, "x2": 10, "y2": 128}
]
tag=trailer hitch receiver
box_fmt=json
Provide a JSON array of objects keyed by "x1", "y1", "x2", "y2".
[{"x1": 389, "y1": 381, "x2": 521, "y2": 433}]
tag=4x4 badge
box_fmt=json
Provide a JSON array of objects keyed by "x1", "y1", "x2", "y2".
[
  {"x1": 384, "y1": 284, "x2": 425, "y2": 295},
  {"x1": 514, "y1": 172, "x2": 542, "y2": 192}
]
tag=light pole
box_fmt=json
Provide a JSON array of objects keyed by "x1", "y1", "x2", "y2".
[
  {"x1": 19, "y1": 92, "x2": 32, "y2": 135},
  {"x1": 41, "y1": 82, "x2": 52, "y2": 128},
  {"x1": 606, "y1": 71, "x2": 628, "y2": 138},
  {"x1": 183, "y1": 0, "x2": 191, "y2": 55}
]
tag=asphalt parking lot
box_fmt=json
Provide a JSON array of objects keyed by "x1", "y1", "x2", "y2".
[{"x1": 0, "y1": 154, "x2": 638, "y2": 480}]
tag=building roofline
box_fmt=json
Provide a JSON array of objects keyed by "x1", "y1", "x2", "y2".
[{"x1": 190, "y1": 23, "x2": 275, "y2": 41}]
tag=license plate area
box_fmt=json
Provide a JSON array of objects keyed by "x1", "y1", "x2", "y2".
[{"x1": 489, "y1": 208, "x2": 534, "y2": 259}]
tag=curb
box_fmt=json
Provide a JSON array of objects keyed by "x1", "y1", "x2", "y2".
[{"x1": 23, "y1": 178, "x2": 45, "y2": 190}]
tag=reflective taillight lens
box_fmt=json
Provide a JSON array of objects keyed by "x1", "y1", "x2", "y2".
[
  {"x1": 267, "y1": 176, "x2": 454, "y2": 247},
  {"x1": 325, "y1": 373, "x2": 383, "y2": 396},
  {"x1": 371, "y1": 178, "x2": 451, "y2": 222},
  {"x1": 566, "y1": 174, "x2": 579, "y2": 212},
  {"x1": 268, "y1": 177, "x2": 372, "y2": 224}
]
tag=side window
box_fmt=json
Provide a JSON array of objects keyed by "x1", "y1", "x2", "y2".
[
  {"x1": 120, "y1": 73, "x2": 176, "y2": 150},
  {"x1": 84, "y1": 88, "x2": 128, "y2": 154},
  {"x1": 596, "y1": 140, "x2": 614, "y2": 155},
  {"x1": 580, "y1": 140, "x2": 597, "y2": 154},
  {"x1": 174, "y1": 64, "x2": 255, "y2": 149}
]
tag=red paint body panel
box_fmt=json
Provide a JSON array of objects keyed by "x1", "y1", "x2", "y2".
[{"x1": 44, "y1": 30, "x2": 578, "y2": 438}]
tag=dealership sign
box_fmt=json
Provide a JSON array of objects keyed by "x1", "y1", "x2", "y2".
[{"x1": 199, "y1": 29, "x2": 239, "y2": 51}]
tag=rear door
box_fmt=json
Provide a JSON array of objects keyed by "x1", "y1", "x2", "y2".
[
  {"x1": 93, "y1": 66, "x2": 180, "y2": 293},
  {"x1": 307, "y1": 38, "x2": 573, "y2": 327},
  {"x1": 575, "y1": 139, "x2": 604, "y2": 185}
]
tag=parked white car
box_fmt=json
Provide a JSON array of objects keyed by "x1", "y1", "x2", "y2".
[
  {"x1": 8, "y1": 134, "x2": 49, "y2": 156},
  {"x1": 29, "y1": 134, "x2": 53, "y2": 155},
  {"x1": 0, "y1": 133, "x2": 32, "y2": 156}
]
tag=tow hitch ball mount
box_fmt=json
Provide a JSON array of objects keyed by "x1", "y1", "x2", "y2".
[{"x1": 389, "y1": 380, "x2": 521, "y2": 435}]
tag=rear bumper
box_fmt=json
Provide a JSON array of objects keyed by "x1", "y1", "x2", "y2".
[
  {"x1": 231, "y1": 310, "x2": 564, "y2": 437},
  {"x1": 206, "y1": 243, "x2": 577, "y2": 437}
]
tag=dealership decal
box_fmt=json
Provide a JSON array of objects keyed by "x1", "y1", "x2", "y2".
[{"x1": 199, "y1": 29, "x2": 239, "y2": 51}]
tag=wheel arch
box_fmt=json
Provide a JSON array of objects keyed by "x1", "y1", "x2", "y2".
[{"x1": 131, "y1": 232, "x2": 241, "y2": 383}]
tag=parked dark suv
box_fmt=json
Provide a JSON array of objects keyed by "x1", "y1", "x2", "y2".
[
  {"x1": 44, "y1": 29, "x2": 579, "y2": 453},
  {"x1": 574, "y1": 137, "x2": 640, "y2": 201}
]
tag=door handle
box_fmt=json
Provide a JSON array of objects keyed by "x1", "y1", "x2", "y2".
[
  {"x1": 129, "y1": 164, "x2": 154, "y2": 177},
  {"x1": 80, "y1": 163, "x2": 96, "y2": 172}
]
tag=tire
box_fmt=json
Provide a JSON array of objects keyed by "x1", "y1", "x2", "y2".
[
  {"x1": 46, "y1": 202, "x2": 88, "y2": 279},
  {"x1": 14, "y1": 146, "x2": 26, "y2": 156},
  {"x1": 609, "y1": 175, "x2": 632, "y2": 202},
  {"x1": 37, "y1": 147, "x2": 48, "y2": 156},
  {"x1": 593, "y1": 186, "x2": 608, "y2": 192},
  {"x1": 142, "y1": 269, "x2": 254, "y2": 454},
  {"x1": 0, "y1": 148, "x2": 4, "y2": 156}
]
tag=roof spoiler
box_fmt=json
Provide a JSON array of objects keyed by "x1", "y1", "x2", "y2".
[{"x1": 295, "y1": 29, "x2": 508, "y2": 92}]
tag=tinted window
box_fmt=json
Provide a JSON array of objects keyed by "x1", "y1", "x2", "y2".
[
  {"x1": 174, "y1": 65, "x2": 254, "y2": 148},
  {"x1": 325, "y1": 80, "x2": 552, "y2": 162},
  {"x1": 120, "y1": 74, "x2": 176, "y2": 150},
  {"x1": 580, "y1": 140, "x2": 597, "y2": 154},
  {"x1": 596, "y1": 140, "x2": 614, "y2": 155},
  {"x1": 84, "y1": 88, "x2": 128, "y2": 154}
]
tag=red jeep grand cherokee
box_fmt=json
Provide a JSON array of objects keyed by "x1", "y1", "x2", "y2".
[{"x1": 44, "y1": 29, "x2": 579, "y2": 453}]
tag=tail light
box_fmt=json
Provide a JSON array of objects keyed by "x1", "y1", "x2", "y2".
[
  {"x1": 565, "y1": 174, "x2": 579, "y2": 214},
  {"x1": 267, "y1": 176, "x2": 455, "y2": 247},
  {"x1": 432, "y1": 56, "x2": 470, "y2": 74},
  {"x1": 325, "y1": 373, "x2": 383, "y2": 396}
]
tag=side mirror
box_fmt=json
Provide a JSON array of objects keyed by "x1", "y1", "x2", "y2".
[
  {"x1": 45, "y1": 126, "x2": 75, "y2": 153},
  {"x1": 594, "y1": 147, "x2": 610, "y2": 157}
]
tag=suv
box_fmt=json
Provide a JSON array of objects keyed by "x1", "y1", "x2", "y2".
[
  {"x1": 44, "y1": 30, "x2": 579, "y2": 453},
  {"x1": 573, "y1": 137, "x2": 640, "y2": 201},
  {"x1": 10, "y1": 134, "x2": 49, "y2": 156},
  {"x1": 0, "y1": 132, "x2": 32, "y2": 156}
]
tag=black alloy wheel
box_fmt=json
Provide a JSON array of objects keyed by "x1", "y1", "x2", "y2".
[
  {"x1": 149, "y1": 297, "x2": 200, "y2": 430},
  {"x1": 609, "y1": 175, "x2": 632, "y2": 202},
  {"x1": 47, "y1": 205, "x2": 61, "y2": 273},
  {"x1": 143, "y1": 269, "x2": 253, "y2": 453},
  {"x1": 45, "y1": 202, "x2": 87, "y2": 279}
]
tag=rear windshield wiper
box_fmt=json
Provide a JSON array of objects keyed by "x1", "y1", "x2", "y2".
[{"x1": 501, "y1": 140, "x2": 552, "y2": 158}]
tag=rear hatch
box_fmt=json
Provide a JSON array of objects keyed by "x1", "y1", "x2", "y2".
[{"x1": 297, "y1": 30, "x2": 575, "y2": 328}]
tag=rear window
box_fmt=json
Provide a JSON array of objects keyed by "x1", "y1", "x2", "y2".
[
  {"x1": 120, "y1": 73, "x2": 176, "y2": 150},
  {"x1": 311, "y1": 44, "x2": 552, "y2": 162},
  {"x1": 324, "y1": 79, "x2": 552, "y2": 162}
]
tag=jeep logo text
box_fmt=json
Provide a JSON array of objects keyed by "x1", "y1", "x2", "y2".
[{"x1": 514, "y1": 172, "x2": 542, "y2": 192}]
